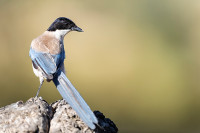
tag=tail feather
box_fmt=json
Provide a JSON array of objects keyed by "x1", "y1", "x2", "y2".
[{"x1": 53, "y1": 70, "x2": 98, "y2": 129}]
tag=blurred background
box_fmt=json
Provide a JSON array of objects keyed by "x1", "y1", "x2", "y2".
[{"x1": 0, "y1": 0, "x2": 200, "y2": 132}]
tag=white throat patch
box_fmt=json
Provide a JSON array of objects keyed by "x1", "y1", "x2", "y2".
[{"x1": 55, "y1": 29, "x2": 71, "y2": 40}]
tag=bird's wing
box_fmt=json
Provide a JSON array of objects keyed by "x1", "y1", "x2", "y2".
[{"x1": 29, "y1": 48, "x2": 57, "y2": 79}]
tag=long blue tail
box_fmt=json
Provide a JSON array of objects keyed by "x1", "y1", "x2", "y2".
[{"x1": 53, "y1": 69, "x2": 98, "y2": 129}]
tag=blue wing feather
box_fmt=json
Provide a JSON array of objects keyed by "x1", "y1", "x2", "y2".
[{"x1": 29, "y1": 48, "x2": 65, "y2": 78}]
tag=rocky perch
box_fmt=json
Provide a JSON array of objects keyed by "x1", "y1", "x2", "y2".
[{"x1": 0, "y1": 97, "x2": 118, "y2": 133}]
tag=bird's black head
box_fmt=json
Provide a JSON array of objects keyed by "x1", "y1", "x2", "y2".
[{"x1": 47, "y1": 17, "x2": 83, "y2": 32}]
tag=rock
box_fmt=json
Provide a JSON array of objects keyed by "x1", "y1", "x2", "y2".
[
  {"x1": 49, "y1": 99, "x2": 93, "y2": 133},
  {"x1": 0, "y1": 97, "x2": 52, "y2": 133},
  {"x1": 0, "y1": 97, "x2": 118, "y2": 133},
  {"x1": 93, "y1": 111, "x2": 118, "y2": 133}
]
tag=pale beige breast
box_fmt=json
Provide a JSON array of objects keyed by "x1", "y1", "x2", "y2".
[{"x1": 31, "y1": 34, "x2": 61, "y2": 55}]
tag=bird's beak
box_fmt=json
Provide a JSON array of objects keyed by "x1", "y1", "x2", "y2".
[{"x1": 71, "y1": 26, "x2": 83, "y2": 32}]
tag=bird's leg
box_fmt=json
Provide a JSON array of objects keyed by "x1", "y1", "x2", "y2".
[{"x1": 35, "y1": 78, "x2": 44, "y2": 97}]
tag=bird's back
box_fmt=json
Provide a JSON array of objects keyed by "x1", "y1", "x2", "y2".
[{"x1": 31, "y1": 31, "x2": 61, "y2": 55}]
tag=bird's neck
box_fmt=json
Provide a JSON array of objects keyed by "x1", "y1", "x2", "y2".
[
  {"x1": 55, "y1": 29, "x2": 71, "y2": 40},
  {"x1": 45, "y1": 30, "x2": 71, "y2": 40}
]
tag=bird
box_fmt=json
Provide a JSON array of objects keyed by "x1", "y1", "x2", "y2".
[{"x1": 29, "y1": 17, "x2": 98, "y2": 129}]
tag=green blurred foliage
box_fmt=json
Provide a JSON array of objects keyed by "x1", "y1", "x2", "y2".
[{"x1": 0, "y1": 0, "x2": 200, "y2": 132}]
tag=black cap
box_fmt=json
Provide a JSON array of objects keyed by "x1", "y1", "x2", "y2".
[{"x1": 47, "y1": 17, "x2": 83, "y2": 32}]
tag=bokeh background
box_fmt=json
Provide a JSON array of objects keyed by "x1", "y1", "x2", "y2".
[{"x1": 0, "y1": 0, "x2": 200, "y2": 132}]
